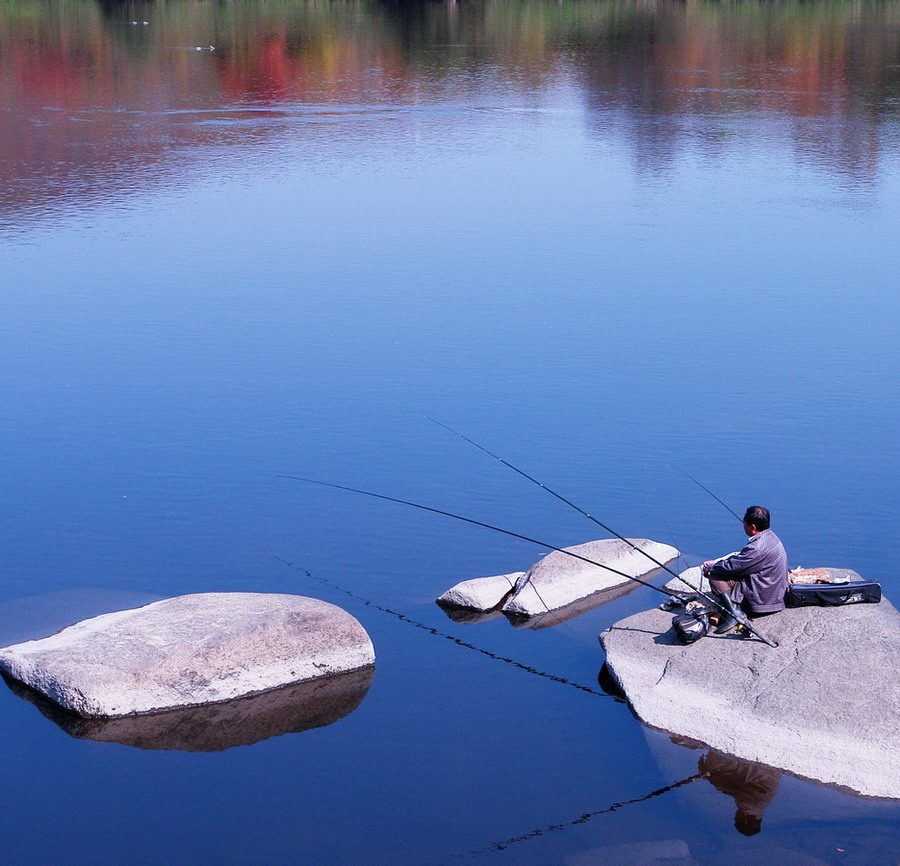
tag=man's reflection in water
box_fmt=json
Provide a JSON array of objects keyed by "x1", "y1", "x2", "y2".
[{"x1": 698, "y1": 750, "x2": 782, "y2": 836}]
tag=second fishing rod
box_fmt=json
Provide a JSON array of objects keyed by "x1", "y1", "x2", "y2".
[{"x1": 428, "y1": 419, "x2": 778, "y2": 648}]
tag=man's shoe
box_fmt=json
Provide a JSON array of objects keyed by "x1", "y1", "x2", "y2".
[
  {"x1": 714, "y1": 591, "x2": 740, "y2": 634},
  {"x1": 714, "y1": 614, "x2": 739, "y2": 635},
  {"x1": 658, "y1": 595, "x2": 684, "y2": 612}
]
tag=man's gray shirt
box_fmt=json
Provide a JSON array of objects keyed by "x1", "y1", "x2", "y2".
[{"x1": 707, "y1": 529, "x2": 789, "y2": 612}]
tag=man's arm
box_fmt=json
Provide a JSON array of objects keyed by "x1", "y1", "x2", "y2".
[{"x1": 703, "y1": 543, "x2": 761, "y2": 579}]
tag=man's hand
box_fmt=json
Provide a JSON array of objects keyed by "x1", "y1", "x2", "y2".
[{"x1": 701, "y1": 560, "x2": 716, "y2": 574}]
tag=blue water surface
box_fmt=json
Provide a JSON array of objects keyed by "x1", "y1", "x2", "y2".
[{"x1": 1, "y1": 1, "x2": 900, "y2": 862}]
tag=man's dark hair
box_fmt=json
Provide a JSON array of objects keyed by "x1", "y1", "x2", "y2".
[
  {"x1": 743, "y1": 506, "x2": 770, "y2": 531},
  {"x1": 735, "y1": 810, "x2": 762, "y2": 836}
]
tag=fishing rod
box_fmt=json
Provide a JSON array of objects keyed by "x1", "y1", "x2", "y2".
[
  {"x1": 429, "y1": 418, "x2": 691, "y2": 589},
  {"x1": 426, "y1": 421, "x2": 778, "y2": 648},
  {"x1": 276, "y1": 473, "x2": 777, "y2": 647},
  {"x1": 672, "y1": 465, "x2": 743, "y2": 523},
  {"x1": 275, "y1": 475, "x2": 682, "y2": 601}
]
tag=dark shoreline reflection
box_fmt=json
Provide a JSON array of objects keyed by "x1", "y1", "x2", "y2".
[{"x1": 2, "y1": 666, "x2": 375, "y2": 752}]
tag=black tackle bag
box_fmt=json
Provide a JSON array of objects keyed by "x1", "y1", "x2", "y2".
[{"x1": 785, "y1": 581, "x2": 881, "y2": 608}]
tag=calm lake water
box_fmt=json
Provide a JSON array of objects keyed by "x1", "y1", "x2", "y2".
[{"x1": 2, "y1": 0, "x2": 900, "y2": 862}]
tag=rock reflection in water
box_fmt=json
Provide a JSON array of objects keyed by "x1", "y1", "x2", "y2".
[
  {"x1": 596, "y1": 663, "x2": 628, "y2": 703},
  {"x1": 435, "y1": 603, "x2": 507, "y2": 626},
  {"x1": 3, "y1": 666, "x2": 374, "y2": 752},
  {"x1": 437, "y1": 579, "x2": 641, "y2": 630},
  {"x1": 504, "y1": 580, "x2": 641, "y2": 630}
]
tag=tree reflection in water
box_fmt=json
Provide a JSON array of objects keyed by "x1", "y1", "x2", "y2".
[{"x1": 2, "y1": 0, "x2": 900, "y2": 223}]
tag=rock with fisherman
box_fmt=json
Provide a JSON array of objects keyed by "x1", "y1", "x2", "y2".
[{"x1": 601, "y1": 502, "x2": 900, "y2": 799}]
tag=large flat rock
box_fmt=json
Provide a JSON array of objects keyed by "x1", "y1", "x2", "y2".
[
  {"x1": 600, "y1": 596, "x2": 900, "y2": 798},
  {"x1": 503, "y1": 538, "x2": 679, "y2": 617},
  {"x1": 0, "y1": 592, "x2": 375, "y2": 718}
]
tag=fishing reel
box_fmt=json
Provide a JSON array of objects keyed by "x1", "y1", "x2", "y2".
[{"x1": 664, "y1": 593, "x2": 754, "y2": 644}]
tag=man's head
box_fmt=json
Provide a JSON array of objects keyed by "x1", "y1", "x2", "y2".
[
  {"x1": 734, "y1": 809, "x2": 763, "y2": 836},
  {"x1": 743, "y1": 506, "x2": 770, "y2": 535}
]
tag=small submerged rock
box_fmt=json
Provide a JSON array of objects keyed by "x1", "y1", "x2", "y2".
[
  {"x1": 0, "y1": 592, "x2": 375, "y2": 718},
  {"x1": 437, "y1": 538, "x2": 679, "y2": 618},
  {"x1": 663, "y1": 565, "x2": 711, "y2": 595},
  {"x1": 600, "y1": 583, "x2": 900, "y2": 798},
  {"x1": 563, "y1": 839, "x2": 694, "y2": 866}
]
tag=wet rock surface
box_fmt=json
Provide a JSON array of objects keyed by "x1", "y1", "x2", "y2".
[
  {"x1": 600, "y1": 592, "x2": 900, "y2": 798},
  {"x1": 0, "y1": 593, "x2": 375, "y2": 718},
  {"x1": 505, "y1": 579, "x2": 642, "y2": 629},
  {"x1": 437, "y1": 538, "x2": 677, "y2": 617},
  {"x1": 502, "y1": 538, "x2": 679, "y2": 616}
]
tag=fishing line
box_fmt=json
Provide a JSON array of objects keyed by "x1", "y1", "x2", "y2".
[
  {"x1": 274, "y1": 472, "x2": 777, "y2": 646},
  {"x1": 258, "y1": 542, "x2": 708, "y2": 859},
  {"x1": 421, "y1": 426, "x2": 777, "y2": 647},
  {"x1": 254, "y1": 545, "x2": 613, "y2": 700},
  {"x1": 441, "y1": 772, "x2": 703, "y2": 861},
  {"x1": 671, "y1": 465, "x2": 743, "y2": 523},
  {"x1": 428, "y1": 418, "x2": 692, "y2": 589},
  {"x1": 274, "y1": 475, "x2": 676, "y2": 598}
]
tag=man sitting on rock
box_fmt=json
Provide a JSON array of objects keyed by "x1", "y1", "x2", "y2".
[{"x1": 702, "y1": 506, "x2": 789, "y2": 635}]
